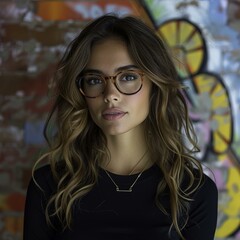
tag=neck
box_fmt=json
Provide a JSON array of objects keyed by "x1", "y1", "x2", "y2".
[{"x1": 103, "y1": 131, "x2": 151, "y2": 175}]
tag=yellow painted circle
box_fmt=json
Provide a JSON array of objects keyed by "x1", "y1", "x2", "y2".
[
  {"x1": 157, "y1": 19, "x2": 206, "y2": 79},
  {"x1": 192, "y1": 73, "x2": 232, "y2": 153}
]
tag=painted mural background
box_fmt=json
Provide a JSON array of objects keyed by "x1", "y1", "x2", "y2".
[
  {"x1": 140, "y1": 0, "x2": 240, "y2": 238},
  {"x1": 0, "y1": 0, "x2": 239, "y2": 239}
]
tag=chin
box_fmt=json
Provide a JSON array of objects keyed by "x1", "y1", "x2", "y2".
[{"x1": 102, "y1": 127, "x2": 129, "y2": 136}]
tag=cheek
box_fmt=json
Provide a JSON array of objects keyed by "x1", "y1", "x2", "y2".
[
  {"x1": 141, "y1": 99, "x2": 151, "y2": 117},
  {"x1": 141, "y1": 93, "x2": 152, "y2": 118},
  {"x1": 85, "y1": 98, "x2": 94, "y2": 111},
  {"x1": 85, "y1": 100, "x2": 101, "y2": 122},
  {"x1": 139, "y1": 85, "x2": 152, "y2": 109},
  {"x1": 85, "y1": 98, "x2": 98, "y2": 111},
  {"x1": 131, "y1": 91, "x2": 151, "y2": 118}
]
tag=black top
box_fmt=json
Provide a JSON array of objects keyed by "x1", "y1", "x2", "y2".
[{"x1": 23, "y1": 164, "x2": 218, "y2": 240}]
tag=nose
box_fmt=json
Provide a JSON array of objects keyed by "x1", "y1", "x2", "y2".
[{"x1": 103, "y1": 77, "x2": 120, "y2": 103}]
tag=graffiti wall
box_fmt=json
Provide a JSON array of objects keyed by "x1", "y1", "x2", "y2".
[
  {"x1": 0, "y1": 1, "x2": 139, "y2": 239},
  {"x1": 0, "y1": 0, "x2": 239, "y2": 239},
  {"x1": 136, "y1": 0, "x2": 240, "y2": 239}
]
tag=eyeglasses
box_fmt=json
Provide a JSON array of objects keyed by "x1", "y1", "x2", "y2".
[{"x1": 76, "y1": 69, "x2": 144, "y2": 98}]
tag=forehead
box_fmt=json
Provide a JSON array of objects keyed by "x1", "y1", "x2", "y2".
[{"x1": 86, "y1": 37, "x2": 135, "y2": 74}]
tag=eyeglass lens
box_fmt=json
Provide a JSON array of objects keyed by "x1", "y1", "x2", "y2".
[{"x1": 78, "y1": 70, "x2": 143, "y2": 98}]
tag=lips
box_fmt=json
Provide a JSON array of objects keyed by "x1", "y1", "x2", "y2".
[{"x1": 102, "y1": 108, "x2": 127, "y2": 121}]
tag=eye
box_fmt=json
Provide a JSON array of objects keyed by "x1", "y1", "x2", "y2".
[
  {"x1": 84, "y1": 75, "x2": 103, "y2": 86},
  {"x1": 120, "y1": 72, "x2": 139, "y2": 81}
]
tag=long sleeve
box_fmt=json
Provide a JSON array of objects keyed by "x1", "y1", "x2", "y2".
[
  {"x1": 23, "y1": 166, "x2": 55, "y2": 240},
  {"x1": 182, "y1": 174, "x2": 218, "y2": 240}
]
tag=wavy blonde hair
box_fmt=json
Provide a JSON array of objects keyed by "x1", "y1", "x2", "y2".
[{"x1": 34, "y1": 14, "x2": 203, "y2": 239}]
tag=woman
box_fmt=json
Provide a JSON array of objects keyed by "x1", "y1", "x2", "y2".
[{"x1": 23, "y1": 14, "x2": 218, "y2": 240}]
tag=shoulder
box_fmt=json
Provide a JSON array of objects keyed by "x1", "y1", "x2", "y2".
[
  {"x1": 185, "y1": 169, "x2": 218, "y2": 207},
  {"x1": 33, "y1": 164, "x2": 53, "y2": 182},
  {"x1": 181, "y1": 170, "x2": 218, "y2": 239},
  {"x1": 33, "y1": 164, "x2": 52, "y2": 178},
  {"x1": 195, "y1": 170, "x2": 218, "y2": 198},
  {"x1": 183, "y1": 167, "x2": 217, "y2": 191},
  {"x1": 201, "y1": 173, "x2": 218, "y2": 193},
  {"x1": 181, "y1": 168, "x2": 218, "y2": 203},
  {"x1": 29, "y1": 164, "x2": 56, "y2": 194}
]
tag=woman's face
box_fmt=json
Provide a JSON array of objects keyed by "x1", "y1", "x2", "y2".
[{"x1": 84, "y1": 37, "x2": 152, "y2": 137}]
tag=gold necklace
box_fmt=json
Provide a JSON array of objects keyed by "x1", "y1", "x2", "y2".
[{"x1": 104, "y1": 151, "x2": 148, "y2": 193}]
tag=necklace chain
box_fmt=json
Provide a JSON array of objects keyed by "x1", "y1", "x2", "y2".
[
  {"x1": 104, "y1": 169, "x2": 144, "y2": 192},
  {"x1": 104, "y1": 151, "x2": 148, "y2": 193},
  {"x1": 128, "y1": 151, "x2": 148, "y2": 175}
]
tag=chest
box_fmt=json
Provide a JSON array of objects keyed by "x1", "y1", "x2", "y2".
[{"x1": 53, "y1": 170, "x2": 179, "y2": 239}]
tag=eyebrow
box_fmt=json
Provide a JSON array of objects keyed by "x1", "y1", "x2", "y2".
[{"x1": 83, "y1": 65, "x2": 139, "y2": 74}]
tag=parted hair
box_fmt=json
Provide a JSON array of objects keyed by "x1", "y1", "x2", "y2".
[{"x1": 34, "y1": 14, "x2": 203, "y2": 239}]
